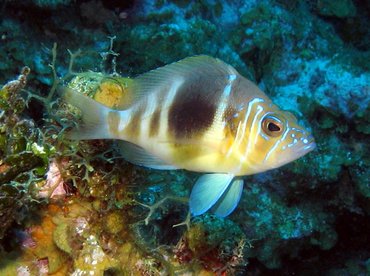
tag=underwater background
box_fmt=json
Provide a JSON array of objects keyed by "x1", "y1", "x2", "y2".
[{"x1": 0, "y1": 0, "x2": 369, "y2": 275}]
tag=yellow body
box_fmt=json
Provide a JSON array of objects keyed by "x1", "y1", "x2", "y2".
[
  {"x1": 65, "y1": 56, "x2": 315, "y2": 217},
  {"x1": 100, "y1": 57, "x2": 314, "y2": 176},
  {"x1": 67, "y1": 56, "x2": 314, "y2": 176}
]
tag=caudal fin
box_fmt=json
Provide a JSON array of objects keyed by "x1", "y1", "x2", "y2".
[{"x1": 63, "y1": 88, "x2": 112, "y2": 140}]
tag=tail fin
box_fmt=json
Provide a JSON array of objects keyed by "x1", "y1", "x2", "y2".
[{"x1": 63, "y1": 88, "x2": 113, "y2": 140}]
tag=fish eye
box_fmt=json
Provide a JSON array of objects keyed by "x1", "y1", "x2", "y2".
[{"x1": 262, "y1": 116, "x2": 284, "y2": 137}]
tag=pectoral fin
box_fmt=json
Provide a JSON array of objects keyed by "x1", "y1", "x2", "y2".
[
  {"x1": 211, "y1": 178, "x2": 244, "y2": 217},
  {"x1": 189, "y1": 174, "x2": 234, "y2": 216}
]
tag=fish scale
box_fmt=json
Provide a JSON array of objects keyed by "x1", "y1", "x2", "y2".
[{"x1": 64, "y1": 55, "x2": 315, "y2": 217}]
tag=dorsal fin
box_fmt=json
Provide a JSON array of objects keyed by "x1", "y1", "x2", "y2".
[{"x1": 131, "y1": 55, "x2": 239, "y2": 103}]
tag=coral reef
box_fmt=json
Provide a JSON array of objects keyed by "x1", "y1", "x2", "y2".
[
  {"x1": 317, "y1": 0, "x2": 357, "y2": 18},
  {"x1": 0, "y1": 67, "x2": 49, "y2": 241},
  {"x1": 0, "y1": 0, "x2": 369, "y2": 274}
]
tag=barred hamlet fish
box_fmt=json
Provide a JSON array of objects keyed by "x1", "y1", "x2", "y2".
[{"x1": 64, "y1": 56, "x2": 316, "y2": 217}]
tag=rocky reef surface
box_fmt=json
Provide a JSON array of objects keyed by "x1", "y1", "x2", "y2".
[{"x1": 0, "y1": 0, "x2": 369, "y2": 274}]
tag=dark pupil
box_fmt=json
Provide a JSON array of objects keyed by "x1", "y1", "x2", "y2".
[{"x1": 268, "y1": 122, "x2": 280, "y2": 132}]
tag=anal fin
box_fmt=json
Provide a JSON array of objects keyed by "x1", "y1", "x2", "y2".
[{"x1": 117, "y1": 141, "x2": 177, "y2": 170}]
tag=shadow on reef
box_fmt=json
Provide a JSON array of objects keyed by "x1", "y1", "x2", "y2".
[
  {"x1": 240, "y1": 210, "x2": 370, "y2": 275},
  {"x1": 273, "y1": 211, "x2": 370, "y2": 275},
  {"x1": 312, "y1": 0, "x2": 370, "y2": 51}
]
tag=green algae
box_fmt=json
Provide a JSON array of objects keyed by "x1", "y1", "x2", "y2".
[{"x1": 0, "y1": 68, "x2": 48, "y2": 242}]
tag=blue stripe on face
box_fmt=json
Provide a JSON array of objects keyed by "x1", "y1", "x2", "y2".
[{"x1": 263, "y1": 119, "x2": 291, "y2": 163}]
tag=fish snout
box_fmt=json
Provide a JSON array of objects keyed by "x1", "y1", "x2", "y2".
[{"x1": 296, "y1": 134, "x2": 316, "y2": 155}]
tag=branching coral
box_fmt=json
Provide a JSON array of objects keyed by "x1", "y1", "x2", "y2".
[{"x1": 135, "y1": 195, "x2": 189, "y2": 226}]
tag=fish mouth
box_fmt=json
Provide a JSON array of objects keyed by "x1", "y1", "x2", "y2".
[
  {"x1": 301, "y1": 142, "x2": 316, "y2": 152},
  {"x1": 273, "y1": 141, "x2": 316, "y2": 168},
  {"x1": 296, "y1": 139, "x2": 316, "y2": 155}
]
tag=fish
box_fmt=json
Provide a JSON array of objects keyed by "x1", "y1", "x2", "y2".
[{"x1": 64, "y1": 55, "x2": 316, "y2": 217}]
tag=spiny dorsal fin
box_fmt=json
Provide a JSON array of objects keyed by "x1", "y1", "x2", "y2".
[{"x1": 131, "y1": 55, "x2": 239, "y2": 103}]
